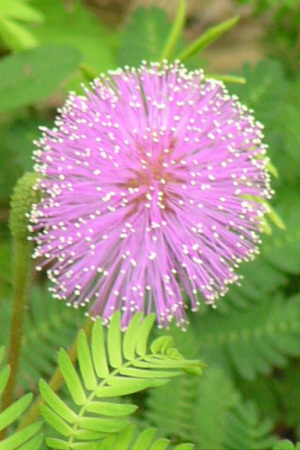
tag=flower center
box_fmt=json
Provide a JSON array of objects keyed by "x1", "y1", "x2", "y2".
[{"x1": 125, "y1": 137, "x2": 186, "y2": 213}]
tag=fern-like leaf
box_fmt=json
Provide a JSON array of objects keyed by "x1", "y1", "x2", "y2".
[
  {"x1": 275, "y1": 362, "x2": 300, "y2": 439},
  {"x1": 117, "y1": 7, "x2": 184, "y2": 67},
  {"x1": 98, "y1": 424, "x2": 194, "y2": 450},
  {"x1": 262, "y1": 204, "x2": 300, "y2": 274},
  {"x1": 192, "y1": 294, "x2": 300, "y2": 380},
  {"x1": 215, "y1": 256, "x2": 287, "y2": 314},
  {"x1": 224, "y1": 401, "x2": 276, "y2": 450},
  {"x1": 146, "y1": 366, "x2": 239, "y2": 449},
  {"x1": 146, "y1": 362, "x2": 276, "y2": 449},
  {"x1": 0, "y1": 347, "x2": 43, "y2": 449},
  {"x1": 41, "y1": 312, "x2": 203, "y2": 448}
]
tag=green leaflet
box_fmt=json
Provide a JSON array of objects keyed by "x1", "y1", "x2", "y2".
[
  {"x1": 118, "y1": 367, "x2": 181, "y2": 378},
  {"x1": 85, "y1": 402, "x2": 137, "y2": 416},
  {"x1": 150, "y1": 438, "x2": 170, "y2": 450},
  {"x1": 0, "y1": 0, "x2": 43, "y2": 22},
  {"x1": 46, "y1": 438, "x2": 69, "y2": 449},
  {"x1": 109, "y1": 424, "x2": 135, "y2": 449},
  {"x1": 41, "y1": 405, "x2": 73, "y2": 437},
  {"x1": 0, "y1": 393, "x2": 32, "y2": 431},
  {"x1": 273, "y1": 441, "x2": 300, "y2": 450},
  {"x1": 76, "y1": 416, "x2": 128, "y2": 433},
  {"x1": 136, "y1": 314, "x2": 156, "y2": 356},
  {"x1": 92, "y1": 320, "x2": 109, "y2": 378},
  {"x1": 123, "y1": 312, "x2": 143, "y2": 360},
  {"x1": 0, "y1": 16, "x2": 38, "y2": 51},
  {"x1": 107, "y1": 311, "x2": 122, "y2": 368},
  {"x1": 39, "y1": 379, "x2": 77, "y2": 424},
  {"x1": 0, "y1": 423, "x2": 43, "y2": 450},
  {"x1": 18, "y1": 432, "x2": 44, "y2": 450},
  {"x1": 41, "y1": 312, "x2": 203, "y2": 448},
  {"x1": 77, "y1": 331, "x2": 97, "y2": 391},
  {"x1": 150, "y1": 336, "x2": 174, "y2": 354},
  {"x1": 95, "y1": 379, "x2": 165, "y2": 397},
  {"x1": 58, "y1": 349, "x2": 87, "y2": 406},
  {"x1": 73, "y1": 429, "x2": 104, "y2": 441},
  {"x1": 131, "y1": 428, "x2": 157, "y2": 450},
  {"x1": 0, "y1": 0, "x2": 43, "y2": 51},
  {"x1": 98, "y1": 424, "x2": 194, "y2": 450}
]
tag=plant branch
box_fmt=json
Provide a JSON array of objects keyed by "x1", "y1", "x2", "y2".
[{"x1": 0, "y1": 239, "x2": 33, "y2": 438}]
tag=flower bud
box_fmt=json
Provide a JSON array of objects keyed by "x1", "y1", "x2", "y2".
[{"x1": 10, "y1": 172, "x2": 40, "y2": 241}]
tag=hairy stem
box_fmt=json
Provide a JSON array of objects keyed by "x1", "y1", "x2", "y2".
[
  {"x1": 18, "y1": 317, "x2": 93, "y2": 430},
  {"x1": 0, "y1": 239, "x2": 33, "y2": 437}
]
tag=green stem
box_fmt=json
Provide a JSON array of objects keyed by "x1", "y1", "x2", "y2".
[
  {"x1": 68, "y1": 354, "x2": 145, "y2": 446},
  {"x1": 159, "y1": 0, "x2": 186, "y2": 62},
  {"x1": 18, "y1": 318, "x2": 93, "y2": 430},
  {"x1": 177, "y1": 16, "x2": 239, "y2": 62},
  {"x1": 205, "y1": 73, "x2": 246, "y2": 85},
  {"x1": 0, "y1": 239, "x2": 33, "y2": 436}
]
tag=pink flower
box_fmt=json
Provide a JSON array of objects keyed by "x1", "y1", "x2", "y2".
[{"x1": 30, "y1": 61, "x2": 272, "y2": 328}]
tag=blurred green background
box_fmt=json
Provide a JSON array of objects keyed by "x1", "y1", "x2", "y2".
[{"x1": 1, "y1": 1, "x2": 300, "y2": 448}]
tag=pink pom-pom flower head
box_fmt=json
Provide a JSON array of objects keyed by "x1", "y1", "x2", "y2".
[{"x1": 30, "y1": 61, "x2": 272, "y2": 328}]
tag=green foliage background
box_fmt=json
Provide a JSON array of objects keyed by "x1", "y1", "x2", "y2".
[{"x1": 0, "y1": 0, "x2": 300, "y2": 448}]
